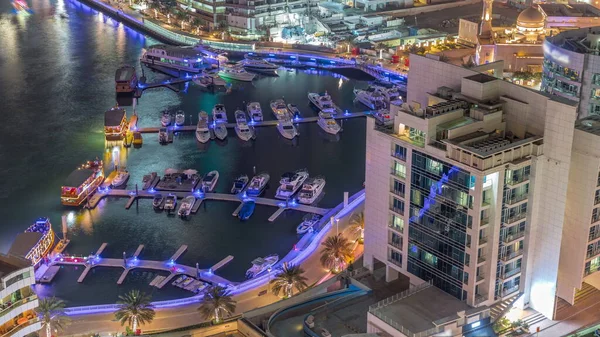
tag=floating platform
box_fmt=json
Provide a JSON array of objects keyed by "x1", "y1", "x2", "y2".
[
  {"x1": 155, "y1": 174, "x2": 200, "y2": 192},
  {"x1": 38, "y1": 266, "x2": 61, "y2": 283}
]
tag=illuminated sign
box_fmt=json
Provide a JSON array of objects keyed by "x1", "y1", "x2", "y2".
[{"x1": 543, "y1": 42, "x2": 570, "y2": 64}]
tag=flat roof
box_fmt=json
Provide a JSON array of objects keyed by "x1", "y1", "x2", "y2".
[
  {"x1": 0, "y1": 254, "x2": 30, "y2": 279},
  {"x1": 105, "y1": 107, "x2": 126, "y2": 126},
  {"x1": 375, "y1": 286, "x2": 471, "y2": 333},
  {"x1": 8, "y1": 233, "x2": 43, "y2": 258},
  {"x1": 115, "y1": 66, "x2": 135, "y2": 82},
  {"x1": 576, "y1": 115, "x2": 600, "y2": 136},
  {"x1": 464, "y1": 73, "x2": 497, "y2": 84},
  {"x1": 64, "y1": 168, "x2": 94, "y2": 187}
]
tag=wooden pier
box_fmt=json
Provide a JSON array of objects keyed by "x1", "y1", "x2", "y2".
[{"x1": 136, "y1": 111, "x2": 369, "y2": 134}]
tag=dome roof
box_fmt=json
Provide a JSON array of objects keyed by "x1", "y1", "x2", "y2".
[{"x1": 517, "y1": 6, "x2": 545, "y2": 25}]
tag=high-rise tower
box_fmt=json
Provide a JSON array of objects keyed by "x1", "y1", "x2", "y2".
[{"x1": 480, "y1": 0, "x2": 493, "y2": 36}]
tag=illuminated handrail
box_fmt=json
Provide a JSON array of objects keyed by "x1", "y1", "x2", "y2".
[{"x1": 0, "y1": 295, "x2": 38, "y2": 318}]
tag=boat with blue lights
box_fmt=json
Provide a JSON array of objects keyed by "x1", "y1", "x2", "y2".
[
  {"x1": 152, "y1": 194, "x2": 164, "y2": 209},
  {"x1": 196, "y1": 111, "x2": 211, "y2": 143},
  {"x1": 270, "y1": 99, "x2": 292, "y2": 121},
  {"x1": 277, "y1": 120, "x2": 299, "y2": 140},
  {"x1": 231, "y1": 174, "x2": 249, "y2": 194},
  {"x1": 240, "y1": 55, "x2": 279, "y2": 74},
  {"x1": 8, "y1": 218, "x2": 54, "y2": 267},
  {"x1": 298, "y1": 176, "x2": 326, "y2": 205},
  {"x1": 238, "y1": 200, "x2": 255, "y2": 221},
  {"x1": 296, "y1": 214, "x2": 321, "y2": 235},
  {"x1": 308, "y1": 92, "x2": 342, "y2": 114},
  {"x1": 353, "y1": 87, "x2": 387, "y2": 110},
  {"x1": 140, "y1": 45, "x2": 205, "y2": 73},
  {"x1": 178, "y1": 195, "x2": 196, "y2": 217},
  {"x1": 317, "y1": 112, "x2": 341, "y2": 135},
  {"x1": 287, "y1": 104, "x2": 301, "y2": 119},
  {"x1": 246, "y1": 172, "x2": 270, "y2": 196},
  {"x1": 246, "y1": 102, "x2": 263, "y2": 122},
  {"x1": 275, "y1": 169, "x2": 309, "y2": 200},
  {"x1": 246, "y1": 254, "x2": 279, "y2": 278},
  {"x1": 115, "y1": 66, "x2": 138, "y2": 94},
  {"x1": 235, "y1": 110, "x2": 254, "y2": 141}
]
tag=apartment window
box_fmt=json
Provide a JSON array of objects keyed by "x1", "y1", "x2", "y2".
[
  {"x1": 392, "y1": 179, "x2": 405, "y2": 197},
  {"x1": 389, "y1": 213, "x2": 404, "y2": 233},
  {"x1": 5, "y1": 271, "x2": 30, "y2": 288},
  {"x1": 593, "y1": 207, "x2": 600, "y2": 224},
  {"x1": 590, "y1": 224, "x2": 600, "y2": 242},
  {"x1": 597, "y1": 172, "x2": 600, "y2": 187},
  {"x1": 392, "y1": 144, "x2": 407, "y2": 161},
  {"x1": 392, "y1": 161, "x2": 406, "y2": 179},
  {"x1": 587, "y1": 241, "x2": 600, "y2": 259},
  {"x1": 595, "y1": 190, "x2": 600, "y2": 206},
  {"x1": 585, "y1": 256, "x2": 600, "y2": 276},
  {"x1": 465, "y1": 253, "x2": 470, "y2": 266},
  {"x1": 593, "y1": 88, "x2": 600, "y2": 100},
  {"x1": 390, "y1": 232, "x2": 403, "y2": 249},
  {"x1": 391, "y1": 197, "x2": 404, "y2": 215},
  {"x1": 389, "y1": 248, "x2": 402, "y2": 267},
  {"x1": 463, "y1": 271, "x2": 469, "y2": 285}
]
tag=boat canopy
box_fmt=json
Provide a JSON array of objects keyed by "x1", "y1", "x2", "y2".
[
  {"x1": 104, "y1": 107, "x2": 126, "y2": 127},
  {"x1": 165, "y1": 168, "x2": 179, "y2": 175},
  {"x1": 64, "y1": 169, "x2": 95, "y2": 188},
  {"x1": 115, "y1": 66, "x2": 136, "y2": 83},
  {"x1": 251, "y1": 257, "x2": 266, "y2": 265},
  {"x1": 183, "y1": 169, "x2": 198, "y2": 177}
]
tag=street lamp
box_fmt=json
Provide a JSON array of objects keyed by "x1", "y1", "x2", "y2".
[{"x1": 336, "y1": 218, "x2": 340, "y2": 235}]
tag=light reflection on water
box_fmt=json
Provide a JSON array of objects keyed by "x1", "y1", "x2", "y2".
[{"x1": 0, "y1": 0, "x2": 368, "y2": 305}]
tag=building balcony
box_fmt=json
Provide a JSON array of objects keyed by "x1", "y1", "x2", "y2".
[
  {"x1": 502, "y1": 231, "x2": 526, "y2": 245},
  {"x1": 390, "y1": 189, "x2": 404, "y2": 199},
  {"x1": 390, "y1": 169, "x2": 405, "y2": 180},
  {"x1": 499, "y1": 249, "x2": 524, "y2": 263},
  {"x1": 475, "y1": 293, "x2": 488, "y2": 305},
  {"x1": 505, "y1": 194, "x2": 528, "y2": 206},
  {"x1": 503, "y1": 213, "x2": 527, "y2": 226},
  {"x1": 595, "y1": 196, "x2": 600, "y2": 206},
  {"x1": 586, "y1": 249, "x2": 600, "y2": 260},
  {"x1": 389, "y1": 206, "x2": 404, "y2": 216},
  {"x1": 506, "y1": 174, "x2": 530, "y2": 187},
  {"x1": 388, "y1": 240, "x2": 403, "y2": 250},
  {"x1": 499, "y1": 267, "x2": 521, "y2": 280},
  {"x1": 0, "y1": 318, "x2": 40, "y2": 337},
  {"x1": 481, "y1": 199, "x2": 491, "y2": 208},
  {"x1": 478, "y1": 236, "x2": 488, "y2": 246},
  {"x1": 480, "y1": 217, "x2": 490, "y2": 227},
  {"x1": 476, "y1": 274, "x2": 485, "y2": 283},
  {"x1": 477, "y1": 255, "x2": 486, "y2": 264},
  {"x1": 0, "y1": 295, "x2": 38, "y2": 321},
  {"x1": 388, "y1": 257, "x2": 402, "y2": 268},
  {"x1": 391, "y1": 151, "x2": 406, "y2": 161},
  {"x1": 501, "y1": 285, "x2": 520, "y2": 298}
]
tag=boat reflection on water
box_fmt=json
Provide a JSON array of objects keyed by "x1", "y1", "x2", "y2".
[{"x1": 12, "y1": 0, "x2": 32, "y2": 14}]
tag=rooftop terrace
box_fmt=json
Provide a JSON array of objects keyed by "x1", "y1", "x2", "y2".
[{"x1": 575, "y1": 114, "x2": 600, "y2": 136}]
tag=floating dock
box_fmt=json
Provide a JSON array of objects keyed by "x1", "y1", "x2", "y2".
[{"x1": 38, "y1": 266, "x2": 61, "y2": 283}]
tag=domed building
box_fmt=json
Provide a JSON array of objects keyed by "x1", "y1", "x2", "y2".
[{"x1": 516, "y1": 6, "x2": 546, "y2": 34}]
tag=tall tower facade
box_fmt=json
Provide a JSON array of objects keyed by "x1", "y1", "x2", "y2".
[{"x1": 480, "y1": 0, "x2": 493, "y2": 36}]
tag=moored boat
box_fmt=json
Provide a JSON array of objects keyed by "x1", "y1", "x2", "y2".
[
  {"x1": 161, "y1": 111, "x2": 172, "y2": 127},
  {"x1": 159, "y1": 127, "x2": 168, "y2": 144},
  {"x1": 175, "y1": 110, "x2": 186, "y2": 126},
  {"x1": 246, "y1": 102, "x2": 263, "y2": 122},
  {"x1": 234, "y1": 110, "x2": 254, "y2": 141},
  {"x1": 212, "y1": 105, "x2": 228, "y2": 140},
  {"x1": 152, "y1": 194, "x2": 164, "y2": 209},
  {"x1": 270, "y1": 99, "x2": 292, "y2": 121},
  {"x1": 111, "y1": 169, "x2": 130, "y2": 188},
  {"x1": 140, "y1": 44, "x2": 205, "y2": 73},
  {"x1": 123, "y1": 131, "x2": 134, "y2": 147},
  {"x1": 142, "y1": 172, "x2": 157, "y2": 189},
  {"x1": 177, "y1": 195, "x2": 196, "y2": 217},
  {"x1": 231, "y1": 174, "x2": 249, "y2": 194},
  {"x1": 201, "y1": 170, "x2": 219, "y2": 192},
  {"x1": 317, "y1": 111, "x2": 341, "y2": 135},
  {"x1": 277, "y1": 120, "x2": 299, "y2": 140},
  {"x1": 240, "y1": 57, "x2": 279, "y2": 74},
  {"x1": 298, "y1": 176, "x2": 326, "y2": 205},
  {"x1": 238, "y1": 200, "x2": 255, "y2": 221},
  {"x1": 219, "y1": 64, "x2": 255, "y2": 82},
  {"x1": 246, "y1": 172, "x2": 270, "y2": 196},
  {"x1": 275, "y1": 169, "x2": 309, "y2": 200},
  {"x1": 308, "y1": 92, "x2": 342, "y2": 114},
  {"x1": 296, "y1": 214, "x2": 321, "y2": 235},
  {"x1": 164, "y1": 194, "x2": 177, "y2": 211},
  {"x1": 353, "y1": 87, "x2": 387, "y2": 110},
  {"x1": 196, "y1": 111, "x2": 211, "y2": 143},
  {"x1": 245, "y1": 254, "x2": 279, "y2": 279},
  {"x1": 287, "y1": 104, "x2": 301, "y2": 119}
]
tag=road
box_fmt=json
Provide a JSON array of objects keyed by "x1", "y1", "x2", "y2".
[{"x1": 60, "y1": 203, "x2": 365, "y2": 336}]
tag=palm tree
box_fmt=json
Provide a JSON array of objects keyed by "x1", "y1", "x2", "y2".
[
  {"x1": 37, "y1": 297, "x2": 70, "y2": 337},
  {"x1": 114, "y1": 290, "x2": 155, "y2": 333},
  {"x1": 198, "y1": 285, "x2": 236, "y2": 323},
  {"x1": 374, "y1": 42, "x2": 387, "y2": 60},
  {"x1": 191, "y1": 18, "x2": 202, "y2": 34},
  {"x1": 349, "y1": 212, "x2": 364, "y2": 244},
  {"x1": 320, "y1": 233, "x2": 353, "y2": 273},
  {"x1": 270, "y1": 263, "x2": 308, "y2": 298},
  {"x1": 175, "y1": 10, "x2": 188, "y2": 30},
  {"x1": 149, "y1": 1, "x2": 160, "y2": 18}
]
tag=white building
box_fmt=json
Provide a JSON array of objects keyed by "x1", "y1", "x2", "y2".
[
  {"x1": 363, "y1": 53, "x2": 589, "y2": 323},
  {"x1": 0, "y1": 254, "x2": 41, "y2": 337},
  {"x1": 541, "y1": 26, "x2": 600, "y2": 118}
]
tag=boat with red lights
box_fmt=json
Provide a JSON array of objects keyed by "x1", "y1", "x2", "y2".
[
  {"x1": 61, "y1": 160, "x2": 104, "y2": 206},
  {"x1": 8, "y1": 218, "x2": 54, "y2": 267},
  {"x1": 104, "y1": 106, "x2": 128, "y2": 140}
]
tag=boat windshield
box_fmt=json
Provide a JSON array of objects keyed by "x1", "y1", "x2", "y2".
[
  {"x1": 202, "y1": 175, "x2": 214, "y2": 182},
  {"x1": 283, "y1": 125, "x2": 293, "y2": 130},
  {"x1": 234, "y1": 181, "x2": 245, "y2": 188}
]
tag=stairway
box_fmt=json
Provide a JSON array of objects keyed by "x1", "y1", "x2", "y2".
[
  {"x1": 522, "y1": 312, "x2": 546, "y2": 328},
  {"x1": 555, "y1": 282, "x2": 600, "y2": 320},
  {"x1": 490, "y1": 293, "x2": 522, "y2": 322}
]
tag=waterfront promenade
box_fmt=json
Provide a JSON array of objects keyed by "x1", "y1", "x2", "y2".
[{"x1": 57, "y1": 191, "x2": 365, "y2": 336}]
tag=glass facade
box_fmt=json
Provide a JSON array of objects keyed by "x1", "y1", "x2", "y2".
[{"x1": 407, "y1": 150, "x2": 472, "y2": 301}]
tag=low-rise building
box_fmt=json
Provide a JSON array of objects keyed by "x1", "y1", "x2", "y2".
[{"x1": 0, "y1": 255, "x2": 41, "y2": 337}]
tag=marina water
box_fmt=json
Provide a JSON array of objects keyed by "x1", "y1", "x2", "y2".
[{"x1": 0, "y1": 0, "x2": 368, "y2": 305}]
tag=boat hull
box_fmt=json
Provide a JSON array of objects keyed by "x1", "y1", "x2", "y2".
[
  {"x1": 218, "y1": 71, "x2": 255, "y2": 82},
  {"x1": 317, "y1": 119, "x2": 340, "y2": 135},
  {"x1": 214, "y1": 126, "x2": 228, "y2": 140}
]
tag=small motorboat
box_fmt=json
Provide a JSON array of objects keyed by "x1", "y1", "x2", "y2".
[
  {"x1": 142, "y1": 172, "x2": 157, "y2": 190},
  {"x1": 111, "y1": 170, "x2": 130, "y2": 188},
  {"x1": 270, "y1": 99, "x2": 292, "y2": 121},
  {"x1": 246, "y1": 172, "x2": 270, "y2": 196},
  {"x1": 218, "y1": 64, "x2": 256, "y2": 82},
  {"x1": 164, "y1": 194, "x2": 177, "y2": 211},
  {"x1": 159, "y1": 127, "x2": 168, "y2": 144},
  {"x1": 213, "y1": 123, "x2": 227, "y2": 141},
  {"x1": 172, "y1": 275, "x2": 187, "y2": 285},
  {"x1": 296, "y1": 214, "x2": 321, "y2": 235},
  {"x1": 287, "y1": 104, "x2": 301, "y2": 119},
  {"x1": 175, "y1": 110, "x2": 186, "y2": 126},
  {"x1": 196, "y1": 111, "x2": 211, "y2": 143},
  {"x1": 201, "y1": 170, "x2": 219, "y2": 192},
  {"x1": 212, "y1": 104, "x2": 228, "y2": 141},
  {"x1": 238, "y1": 200, "x2": 255, "y2": 221},
  {"x1": 308, "y1": 92, "x2": 342, "y2": 115},
  {"x1": 275, "y1": 169, "x2": 309, "y2": 200},
  {"x1": 177, "y1": 195, "x2": 196, "y2": 217},
  {"x1": 235, "y1": 110, "x2": 254, "y2": 141},
  {"x1": 132, "y1": 131, "x2": 143, "y2": 146},
  {"x1": 298, "y1": 176, "x2": 326, "y2": 205},
  {"x1": 152, "y1": 194, "x2": 164, "y2": 209},
  {"x1": 245, "y1": 254, "x2": 279, "y2": 279},
  {"x1": 277, "y1": 120, "x2": 299, "y2": 140},
  {"x1": 246, "y1": 102, "x2": 263, "y2": 122},
  {"x1": 123, "y1": 131, "x2": 134, "y2": 147},
  {"x1": 161, "y1": 111, "x2": 172, "y2": 127},
  {"x1": 317, "y1": 111, "x2": 341, "y2": 135},
  {"x1": 231, "y1": 174, "x2": 249, "y2": 194}
]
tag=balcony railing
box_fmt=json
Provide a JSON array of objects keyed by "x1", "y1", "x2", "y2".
[
  {"x1": 388, "y1": 257, "x2": 402, "y2": 268},
  {"x1": 475, "y1": 293, "x2": 488, "y2": 305},
  {"x1": 587, "y1": 248, "x2": 600, "y2": 260},
  {"x1": 0, "y1": 295, "x2": 37, "y2": 318},
  {"x1": 595, "y1": 196, "x2": 600, "y2": 206},
  {"x1": 390, "y1": 206, "x2": 404, "y2": 216},
  {"x1": 503, "y1": 212, "x2": 527, "y2": 225},
  {"x1": 506, "y1": 174, "x2": 530, "y2": 186},
  {"x1": 481, "y1": 199, "x2": 491, "y2": 207},
  {"x1": 390, "y1": 169, "x2": 406, "y2": 180},
  {"x1": 389, "y1": 240, "x2": 403, "y2": 250},
  {"x1": 476, "y1": 274, "x2": 485, "y2": 282},
  {"x1": 505, "y1": 194, "x2": 528, "y2": 205},
  {"x1": 501, "y1": 267, "x2": 521, "y2": 279},
  {"x1": 501, "y1": 285, "x2": 520, "y2": 298},
  {"x1": 502, "y1": 231, "x2": 526, "y2": 244},
  {"x1": 589, "y1": 230, "x2": 600, "y2": 243},
  {"x1": 478, "y1": 236, "x2": 488, "y2": 245},
  {"x1": 480, "y1": 217, "x2": 490, "y2": 227},
  {"x1": 500, "y1": 249, "x2": 524, "y2": 262},
  {"x1": 0, "y1": 318, "x2": 40, "y2": 337},
  {"x1": 477, "y1": 255, "x2": 486, "y2": 264},
  {"x1": 392, "y1": 152, "x2": 406, "y2": 161},
  {"x1": 390, "y1": 189, "x2": 405, "y2": 198}
]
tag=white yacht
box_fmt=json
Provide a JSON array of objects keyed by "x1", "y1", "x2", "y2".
[
  {"x1": 140, "y1": 44, "x2": 205, "y2": 73},
  {"x1": 175, "y1": 110, "x2": 186, "y2": 126},
  {"x1": 373, "y1": 109, "x2": 394, "y2": 127},
  {"x1": 287, "y1": 104, "x2": 301, "y2": 119},
  {"x1": 193, "y1": 72, "x2": 227, "y2": 88},
  {"x1": 195, "y1": 111, "x2": 211, "y2": 143},
  {"x1": 353, "y1": 87, "x2": 387, "y2": 110},
  {"x1": 317, "y1": 111, "x2": 341, "y2": 135},
  {"x1": 231, "y1": 174, "x2": 249, "y2": 194},
  {"x1": 164, "y1": 194, "x2": 177, "y2": 211},
  {"x1": 298, "y1": 177, "x2": 326, "y2": 205},
  {"x1": 277, "y1": 120, "x2": 299, "y2": 140},
  {"x1": 177, "y1": 195, "x2": 196, "y2": 217},
  {"x1": 161, "y1": 111, "x2": 172, "y2": 127},
  {"x1": 380, "y1": 86, "x2": 403, "y2": 106},
  {"x1": 235, "y1": 110, "x2": 254, "y2": 141},
  {"x1": 212, "y1": 104, "x2": 228, "y2": 140},
  {"x1": 111, "y1": 170, "x2": 129, "y2": 188},
  {"x1": 296, "y1": 214, "x2": 321, "y2": 235},
  {"x1": 245, "y1": 254, "x2": 279, "y2": 279},
  {"x1": 219, "y1": 64, "x2": 255, "y2": 82},
  {"x1": 275, "y1": 169, "x2": 309, "y2": 200},
  {"x1": 201, "y1": 170, "x2": 219, "y2": 192},
  {"x1": 240, "y1": 56, "x2": 279, "y2": 74},
  {"x1": 270, "y1": 99, "x2": 292, "y2": 121},
  {"x1": 246, "y1": 102, "x2": 263, "y2": 122},
  {"x1": 308, "y1": 92, "x2": 342, "y2": 114},
  {"x1": 246, "y1": 172, "x2": 270, "y2": 196}
]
